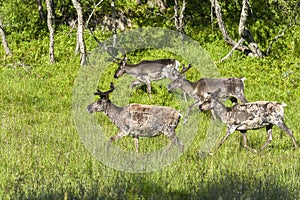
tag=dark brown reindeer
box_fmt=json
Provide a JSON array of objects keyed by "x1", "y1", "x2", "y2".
[
  {"x1": 87, "y1": 82, "x2": 184, "y2": 153},
  {"x1": 198, "y1": 90, "x2": 298, "y2": 152},
  {"x1": 113, "y1": 53, "x2": 181, "y2": 96},
  {"x1": 167, "y1": 65, "x2": 248, "y2": 122}
]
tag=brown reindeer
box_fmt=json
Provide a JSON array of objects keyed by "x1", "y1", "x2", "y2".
[
  {"x1": 87, "y1": 82, "x2": 184, "y2": 153},
  {"x1": 113, "y1": 53, "x2": 181, "y2": 96}
]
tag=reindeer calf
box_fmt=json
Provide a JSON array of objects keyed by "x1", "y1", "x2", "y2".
[
  {"x1": 167, "y1": 73, "x2": 248, "y2": 122},
  {"x1": 87, "y1": 82, "x2": 184, "y2": 153},
  {"x1": 168, "y1": 75, "x2": 248, "y2": 104},
  {"x1": 198, "y1": 91, "x2": 298, "y2": 152}
]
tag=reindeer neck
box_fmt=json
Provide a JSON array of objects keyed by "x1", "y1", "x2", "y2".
[
  {"x1": 103, "y1": 101, "x2": 123, "y2": 126},
  {"x1": 211, "y1": 99, "x2": 229, "y2": 123},
  {"x1": 124, "y1": 64, "x2": 139, "y2": 76},
  {"x1": 180, "y1": 79, "x2": 194, "y2": 94}
]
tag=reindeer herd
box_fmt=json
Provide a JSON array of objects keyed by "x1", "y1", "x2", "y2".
[{"x1": 87, "y1": 53, "x2": 298, "y2": 153}]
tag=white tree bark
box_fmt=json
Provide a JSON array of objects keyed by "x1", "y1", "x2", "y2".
[
  {"x1": 174, "y1": 0, "x2": 186, "y2": 39},
  {"x1": 72, "y1": 0, "x2": 86, "y2": 66},
  {"x1": 210, "y1": 0, "x2": 251, "y2": 54},
  {"x1": 0, "y1": 19, "x2": 12, "y2": 56},
  {"x1": 238, "y1": 0, "x2": 264, "y2": 57},
  {"x1": 46, "y1": 0, "x2": 55, "y2": 64},
  {"x1": 210, "y1": 0, "x2": 265, "y2": 59},
  {"x1": 36, "y1": 0, "x2": 45, "y2": 21},
  {"x1": 111, "y1": 0, "x2": 117, "y2": 48},
  {"x1": 147, "y1": 0, "x2": 167, "y2": 12}
]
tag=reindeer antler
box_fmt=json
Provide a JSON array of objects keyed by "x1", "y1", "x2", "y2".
[
  {"x1": 180, "y1": 63, "x2": 192, "y2": 74},
  {"x1": 105, "y1": 45, "x2": 129, "y2": 63},
  {"x1": 94, "y1": 82, "x2": 115, "y2": 97}
]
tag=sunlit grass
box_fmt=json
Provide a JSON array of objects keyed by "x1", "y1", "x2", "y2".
[{"x1": 1, "y1": 30, "x2": 300, "y2": 199}]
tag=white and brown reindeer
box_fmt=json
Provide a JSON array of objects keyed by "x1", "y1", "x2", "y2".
[
  {"x1": 167, "y1": 65, "x2": 248, "y2": 122},
  {"x1": 87, "y1": 82, "x2": 184, "y2": 153},
  {"x1": 113, "y1": 52, "x2": 182, "y2": 96},
  {"x1": 198, "y1": 90, "x2": 298, "y2": 152}
]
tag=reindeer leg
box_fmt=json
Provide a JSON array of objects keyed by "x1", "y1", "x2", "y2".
[
  {"x1": 130, "y1": 80, "x2": 142, "y2": 89},
  {"x1": 133, "y1": 137, "x2": 139, "y2": 153},
  {"x1": 164, "y1": 130, "x2": 184, "y2": 152},
  {"x1": 217, "y1": 126, "x2": 236, "y2": 149},
  {"x1": 184, "y1": 100, "x2": 203, "y2": 124},
  {"x1": 276, "y1": 121, "x2": 298, "y2": 148},
  {"x1": 144, "y1": 78, "x2": 152, "y2": 96},
  {"x1": 241, "y1": 130, "x2": 257, "y2": 153},
  {"x1": 183, "y1": 92, "x2": 187, "y2": 102},
  {"x1": 260, "y1": 125, "x2": 273, "y2": 151},
  {"x1": 107, "y1": 129, "x2": 129, "y2": 151}
]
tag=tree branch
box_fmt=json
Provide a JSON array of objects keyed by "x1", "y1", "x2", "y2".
[
  {"x1": 85, "y1": 0, "x2": 104, "y2": 28},
  {"x1": 266, "y1": 22, "x2": 293, "y2": 56},
  {"x1": 220, "y1": 38, "x2": 245, "y2": 62},
  {"x1": 266, "y1": 6, "x2": 299, "y2": 56}
]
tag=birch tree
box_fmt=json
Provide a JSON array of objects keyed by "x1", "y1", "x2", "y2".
[
  {"x1": 238, "y1": 0, "x2": 263, "y2": 57},
  {"x1": 111, "y1": 0, "x2": 117, "y2": 48},
  {"x1": 210, "y1": 0, "x2": 256, "y2": 59},
  {"x1": 174, "y1": 0, "x2": 186, "y2": 40},
  {"x1": 0, "y1": 18, "x2": 12, "y2": 56},
  {"x1": 36, "y1": 0, "x2": 45, "y2": 21},
  {"x1": 210, "y1": 0, "x2": 299, "y2": 61},
  {"x1": 72, "y1": 0, "x2": 86, "y2": 66},
  {"x1": 46, "y1": 0, "x2": 55, "y2": 64}
]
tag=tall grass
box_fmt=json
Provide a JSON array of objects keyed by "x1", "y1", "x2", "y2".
[{"x1": 0, "y1": 28, "x2": 300, "y2": 199}]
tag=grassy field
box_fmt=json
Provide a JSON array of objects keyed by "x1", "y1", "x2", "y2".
[{"x1": 1, "y1": 29, "x2": 300, "y2": 199}]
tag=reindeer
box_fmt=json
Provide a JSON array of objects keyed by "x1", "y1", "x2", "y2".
[
  {"x1": 113, "y1": 53, "x2": 181, "y2": 96},
  {"x1": 167, "y1": 66, "x2": 248, "y2": 121},
  {"x1": 87, "y1": 82, "x2": 184, "y2": 153},
  {"x1": 198, "y1": 90, "x2": 298, "y2": 152}
]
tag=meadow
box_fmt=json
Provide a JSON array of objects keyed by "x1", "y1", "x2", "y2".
[{"x1": 1, "y1": 26, "x2": 300, "y2": 199}]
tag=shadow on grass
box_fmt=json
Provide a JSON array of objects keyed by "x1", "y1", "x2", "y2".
[{"x1": 23, "y1": 171, "x2": 294, "y2": 200}]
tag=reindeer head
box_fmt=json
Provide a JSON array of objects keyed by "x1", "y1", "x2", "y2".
[
  {"x1": 113, "y1": 52, "x2": 129, "y2": 79},
  {"x1": 167, "y1": 64, "x2": 192, "y2": 90},
  {"x1": 198, "y1": 89, "x2": 221, "y2": 111},
  {"x1": 87, "y1": 82, "x2": 115, "y2": 113}
]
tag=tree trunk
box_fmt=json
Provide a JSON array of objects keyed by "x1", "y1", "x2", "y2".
[
  {"x1": 111, "y1": 0, "x2": 117, "y2": 48},
  {"x1": 46, "y1": 0, "x2": 55, "y2": 64},
  {"x1": 72, "y1": 0, "x2": 86, "y2": 66},
  {"x1": 36, "y1": 0, "x2": 45, "y2": 21},
  {"x1": 174, "y1": 0, "x2": 186, "y2": 40},
  {"x1": 238, "y1": 0, "x2": 264, "y2": 57},
  {"x1": 210, "y1": 0, "x2": 252, "y2": 55},
  {"x1": 0, "y1": 19, "x2": 12, "y2": 56},
  {"x1": 147, "y1": 0, "x2": 167, "y2": 12}
]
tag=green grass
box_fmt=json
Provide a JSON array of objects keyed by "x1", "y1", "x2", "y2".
[{"x1": 1, "y1": 30, "x2": 300, "y2": 199}]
